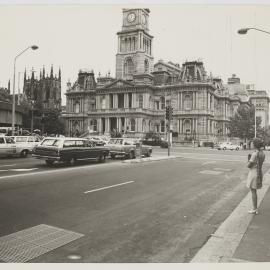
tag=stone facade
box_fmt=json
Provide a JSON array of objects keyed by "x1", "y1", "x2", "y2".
[
  {"x1": 64, "y1": 8, "x2": 269, "y2": 142},
  {"x1": 23, "y1": 66, "x2": 62, "y2": 114}
]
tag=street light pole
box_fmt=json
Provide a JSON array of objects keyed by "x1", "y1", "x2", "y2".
[
  {"x1": 237, "y1": 27, "x2": 270, "y2": 139},
  {"x1": 12, "y1": 45, "x2": 38, "y2": 136}
]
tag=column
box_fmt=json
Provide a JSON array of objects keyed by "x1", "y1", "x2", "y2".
[
  {"x1": 98, "y1": 118, "x2": 102, "y2": 133},
  {"x1": 179, "y1": 119, "x2": 182, "y2": 133},
  {"x1": 124, "y1": 117, "x2": 127, "y2": 131},
  {"x1": 132, "y1": 93, "x2": 136, "y2": 107},
  {"x1": 124, "y1": 93, "x2": 128, "y2": 108},
  {"x1": 195, "y1": 118, "x2": 198, "y2": 134}
]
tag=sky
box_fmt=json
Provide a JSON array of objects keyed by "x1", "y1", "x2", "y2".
[{"x1": 1, "y1": 1, "x2": 270, "y2": 105}]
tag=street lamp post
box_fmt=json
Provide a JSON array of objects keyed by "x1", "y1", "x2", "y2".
[
  {"x1": 12, "y1": 45, "x2": 38, "y2": 136},
  {"x1": 238, "y1": 27, "x2": 270, "y2": 138}
]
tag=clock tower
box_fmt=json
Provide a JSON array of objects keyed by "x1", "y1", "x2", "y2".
[{"x1": 116, "y1": 8, "x2": 154, "y2": 82}]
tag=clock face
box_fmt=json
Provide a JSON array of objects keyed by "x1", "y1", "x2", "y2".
[
  {"x1": 127, "y1": 12, "x2": 136, "y2": 23},
  {"x1": 141, "y1": 14, "x2": 146, "y2": 25}
]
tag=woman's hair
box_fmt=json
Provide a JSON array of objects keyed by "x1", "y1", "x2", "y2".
[{"x1": 253, "y1": 138, "x2": 263, "y2": 149}]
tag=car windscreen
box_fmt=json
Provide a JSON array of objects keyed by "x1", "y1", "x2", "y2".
[{"x1": 41, "y1": 139, "x2": 61, "y2": 146}]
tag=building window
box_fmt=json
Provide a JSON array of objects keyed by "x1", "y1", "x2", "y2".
[
  {"x1": 90, "y1": 119, "x2": 97, "y2": 132},
  {"x1": 130, "y1": 118, "x2": 136, "y2": 131},
  {"x1": 128, "y1": 93, "x2": 132, "y2": 108},
  {"x1": 109, "y1": 94, "x2": 113, "y2": 108},
  {"x1": 160, "y1": 96, "x2": 165, "y2": 109},
  {"x1": 139, "y1": 94, "x2": 143, "y2": 108},
  {"x1": 101, "y1": 96, "x2": 106, "y2": 109},
  {"x1": 161, "y1": 120, "x2": 165, "y2": 132},
  {"x1": 124, "y1": 58, "x2": 134, "y2": 75},
  {"x1": 144, "y1": 59, "x2": 149, "y2": 73},
  {"x1": 183, "y1": 119, "x2": 191, "y2": 133},
  {"x1": 184, "y1": 95, "x2": 192, "y2": 110},
  {"x1": 155, "y1": 101, "x2": 159, "y2": 110},
  {"x1": 118, "y1": 93, "x2": 124, "y2": 108}
]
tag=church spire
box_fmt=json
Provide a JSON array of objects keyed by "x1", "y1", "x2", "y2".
[
  {"x1": 24, "y1": 68, "x2": 27, "y2": 82},
  {"x1": 50, "y1": 65, "x2": 54, "y2": 78},
  {"x1": 58, "y1": 67, "x2": 61, "y2": 81}
]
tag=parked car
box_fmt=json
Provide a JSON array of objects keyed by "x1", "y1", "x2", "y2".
[
  {"x1": 32, "y1": 137, "x2": 109, "y2": 166},
  {"x1": 265, "y1": 145, "x2": 270, "y2": 151},
  {"x1": 107, "y1": 138, "x2": 152, "y2": 159},
  {"x1": 0, "y1": 136, "x2": 17, "y2": 157},
  {"x1": 9, "y1": 136, "x2": 41, "y2": 157},
  {"x1": 216, "y1": 142, "x2": 241, "y2": 150},
  {"x1": 88, "y1": 136, "x2": 107, "y2": 146}
]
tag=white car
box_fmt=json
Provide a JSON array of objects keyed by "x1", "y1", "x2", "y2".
[
  {"x1": 9, "y1": 136, "x2": 41, "y2": 157},
  {"x1": 0, "y1": 136, "x2": 17, "y2": 157},
  {"x1": 217, "y1": 142, "x2": 241, "y2": 150}
]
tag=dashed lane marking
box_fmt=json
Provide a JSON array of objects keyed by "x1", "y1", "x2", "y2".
[
  {"x1": 213, "y1": 168, "x2": 232, "y2": 172},
  {"x1": 202, "y1": 161, "x2": 217, "y2": 165},
  {"x1": 199, "y1": 170, "x2": 223, "y2": 175},
  {"x1": 84, "y1": 181, "x2": 134, "y2": 194},
  {"x1": 0, "y1": 164, "x2": 16, "y2": 168}
]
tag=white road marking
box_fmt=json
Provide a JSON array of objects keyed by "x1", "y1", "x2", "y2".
[
  {"x1": 213, "y1": 168, "x2": 232, "y2": 172},
  {"x1": 84, "y1": 181, "x2": 134, "y2": 194},
  {"x1": 9, "y1": 168, "x2": 38, "y2": 172},
  {"x1": 202, "y1": 161, "x2": 216, "y2": 165},
  {"x1": 199, "y1": 170, "x2": 223, "y2": 175},
  {"x1": 0, "y1": 164, "x2": 16, "y2": 168}
]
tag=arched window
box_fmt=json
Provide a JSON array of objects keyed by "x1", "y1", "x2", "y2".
[
  {"x1": 144, "y1": 59, "x2": 149, "y2": 73},
  {"x1": 184, "y1": 94, "x2": 192, "y2": 110},
  {"x1": 160, "y1": 96, "x2": 165, "y2": 109},
  {"x1": 124, "y1": 58, "x2": 134, "y2": 75},
  {"x1": 138, "y1": 94, "x2": 143, "y2": 108},
  {"x1": 130, "y1": 118, "x2": 136, "y2": 131},
  {"x1": 74, "y1": 101, "x2": 80, "y2": 113},
  {"x1": 161, "y1": 120, "x2": 165, "y2": 132}
]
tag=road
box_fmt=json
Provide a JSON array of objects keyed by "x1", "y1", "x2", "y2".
[{"x1": 0, "y1": 147, "x2": 269, "y2": 262}]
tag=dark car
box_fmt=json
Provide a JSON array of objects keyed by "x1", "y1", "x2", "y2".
[{"x1": 33, "y1": 137, "x2": 109, "y2": 166}]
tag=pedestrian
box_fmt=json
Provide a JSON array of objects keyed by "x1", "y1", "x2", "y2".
[{"x1": 246, "y1": 138, "x2": 265, "y2": 214}]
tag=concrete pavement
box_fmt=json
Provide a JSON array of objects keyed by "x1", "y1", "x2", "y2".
[{"x1": 191, "y1": 167, "x2": 270, "y2": 263}]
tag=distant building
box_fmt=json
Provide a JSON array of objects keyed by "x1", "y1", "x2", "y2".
[
  {"x1": 64, "y1": 8, "x2": 268, "y2": 142},
  {"x1": 0, "y1": 81, "x2": 26, "y2": 127},
  {"x1": 225, "y1": 74, "x2": 269, "y2": 128},
  {"x1": 23, "y1": 65, "x2": 62, "y2": 115}
]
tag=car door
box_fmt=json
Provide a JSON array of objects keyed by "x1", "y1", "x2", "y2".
[{"x1": 0, "y1": 137, "x2": 6, "y2": 156}]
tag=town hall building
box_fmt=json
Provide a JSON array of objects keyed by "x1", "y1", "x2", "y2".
[{"x1": 64, "y1": 8, "x2": 269, "y2": 142}]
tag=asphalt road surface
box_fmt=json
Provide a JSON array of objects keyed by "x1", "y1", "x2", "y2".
[{"x1": 0, "y1": 147, "x2": 269, "y2": 262}]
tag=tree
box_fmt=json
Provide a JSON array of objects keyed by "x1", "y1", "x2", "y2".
[
  {"x1": 228, "y1": 104, "x2": 261, "y2": 141},
  {"x1": 261, "y1": 125, "x2": 270, "y2": 145}
]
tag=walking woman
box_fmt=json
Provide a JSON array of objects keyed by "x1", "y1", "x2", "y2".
[{"x1": 246, "y1": 138, "x2": 265, "y2": 214}]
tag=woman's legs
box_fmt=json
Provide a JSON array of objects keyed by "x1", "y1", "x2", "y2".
[{"x1": 250, "y1": 188, "x2": 258, "y2": 210}]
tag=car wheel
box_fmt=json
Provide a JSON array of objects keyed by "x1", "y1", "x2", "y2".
[
  {"x1": 98, "y1": 153, "x2": 106, "y2": 163},
  {"x1": 130, "y1": 151, "x2": 135, "y2": 159},
  {"x1": 67, "y1": 157, "x2": 76, "y2": 166},
  {"x1": 45, "y1": 160, "x2": 54, "y2": 166},
  {"x1": 110, "y1": 154, "x2": 115, "y2": 159},
  {"x1": 223, "y1": 147, "x2": 226, "y2": 150},
  {"x1": 236, "y1": 147, "x2": 239, "y2": 150},
  {"x1": 20, "y1": 150, "x2": 28, "y2": 158},
  {"x1": 145, "y1": 151, "x2": 151, "y2": 157}
]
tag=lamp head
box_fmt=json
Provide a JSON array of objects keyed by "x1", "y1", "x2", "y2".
[
  {"x1": 238, "y1": 28, "x2": 249, "y2": 34},
  {"x1": 31, "y1": 45, "x2": 39, "y2": 50}
]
